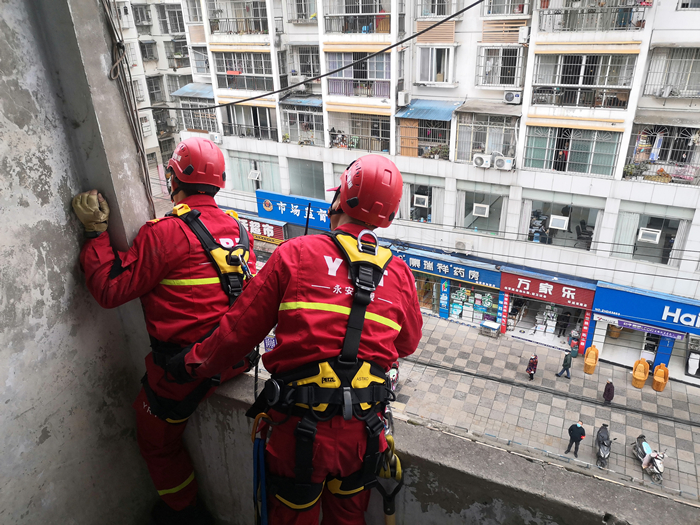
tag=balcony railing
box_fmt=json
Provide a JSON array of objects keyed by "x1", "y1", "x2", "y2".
[
  {"x1": 324, "y1": 14, "x2": 391, "y2": 34},
  {"x1": 538, "y1": 6, "x2": 647, "y2": 31},
  {"x1": 287, "y1": 0, "x2": 318, "y2": 23},
  {"x1": 223, "y1": 123, "x2": 278, "y2": 141},
  {"x1": 330, "y1": 131, "x2": 389, "y2": 152},
  {"x1": 327, "y1": 79, "x2": 390, "y2": 98},
  {"x1": 167, "y1": 56, "x2": 191, "y2": 69},
  {"x1": 625, "y1": 125, "x2": 700, "y2": 185},
  {"x1": 210, "y1": 17, "x2": 269, "y2": 34},
  {"x1": 484, "y1": 0, "x2": 530, "y2": 15},
  {"x1": 155, "y1": 122, "x2": 178, "y2": 136},
  {"x1": 532, "y1": 87, "x2": 630, "y2": 108},
  {"x1": 415, "y1": 0, "x2": 459, "y2": 17},
  {"x1": 217, "y1": 75, "x2": 275, "y2": 91},
  {"x1": 275, "y1": 17, "x2": 284, "y2": 32}
]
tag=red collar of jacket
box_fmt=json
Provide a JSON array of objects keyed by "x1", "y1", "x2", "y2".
[{"x1": 179, "y1": 194, "x2": 218, "y2": 209}]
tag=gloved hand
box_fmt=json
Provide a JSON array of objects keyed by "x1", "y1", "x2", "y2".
[
  {"x1": 72, "y1": 190, "x2": 110, "y2": 233},
  {"x1": 166, "y1": 346, "x2": 197, "y2": 384}
]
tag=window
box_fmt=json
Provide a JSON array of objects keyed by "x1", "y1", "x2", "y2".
[
  {"x1": 532, "y1": 54, "x2": 635, "y2": 108},
  {"x1": 140, "y1": 116, "x2": 152, "y2": 136},
  {"x1": 166, "y1": 75, "x2": 192, "y2": 98},
  {"x1": 156, "y1": 5, "x2": 169, "y2": 33},
  {"x1": 214, "y1": 52, "x2": 274, "y2": 91},
  {"x1": 178, "y1": 97, "x2": 218, "y2": 132},
  {"x1": 225, "y1": 105, "x2": 278, "y2": 141},
  {"x1": 132, "y1": 79, "x2": 145, "y2": 101},
  {"x1": 227, "y1": 151, "x2": 282, "y2": 193},
  {"x1": 192, "y1": 47, "x2": 210, "y2": 74},
  {"x1": 625, "y1": 125, "x2": 700, "y2": 183},
  {"x1": 146, "y1": 76, "x2": 164, "y2": 103},
  {"x1": 418, "y1": 47, "x2": 453, "y2": 83},
  {"x1": 456, "y1": 114, "x2": 518, "y2": 162},
  {"x1": 186, "y1": 0, "x2": 203, "y2": 21},
  {"x1": 281, "y1": 105, "x2": 324, "y2": 146},
  {"x1": 679, "y1": 0, "x2": 700, "y2": 9},
  {"x1": 398, "y1": 119, "x2": 450, "y2": 159},
  {"x1": 159, "y1": 138, "x2": 176, "y2": 166},
  {"x1": 538, "y1": 0, "x2": 648, "y2": 32},
  {"x1": 324, "y1": 0, "x2": 391, "y2": 34},
  {"x1": 457, "y1": 181, "x2": 509, "y2": 235},
  {"x1": 476, "y1": 46, "x2": 524, "y2": 88},
  {"x1": 288, "y1": 159, "x2": 325, "y2": 199},
  {"x1": 153, "y1": 108, "x2": 177, "y2": 134},
  {"x1": 125, "y1": 42, "x2": 138, "y2": 67},
  {"x1": 484, "y1": 0, "x2": 529, "y2": 15},
  {"x1": 327, "y1": 53, "x2": 390, "y2": 97},
  {"x1": 644, "y1": 48, "x2": 700, "y2": 98},
  {"x1": 140, "y1": 42, "x2": 158, "y2": 61},
  {"x1": 133, "y1": 4, "x2": 151, "y2": 25},
  {"x1": 288, "y1": 0, "x2": 318, "y2": 22},
  {"x1": 165, "y1": 40, "x2": 191, "y2": 68},
  {"x1": 352, "y1": 114, "x2": 390, "y2": 152},
  {"x1": 524, "y1": 126, "x2": 621, "y2": 176},
  {"x1": 291, "y1": 46, "x2": 321, "y2": 77},
  {"x1": 397, "y1": 173, "x2": 445, "y2": 223},
  {"x1": 207, "y1": 1, "x2": 269, "y2": 34},
  {"x1": 156, "y1": 5, "x2": 185, "y2": 33},
  {"x1": 416, "y1": 0, "x2": 453, "y2": 17}
]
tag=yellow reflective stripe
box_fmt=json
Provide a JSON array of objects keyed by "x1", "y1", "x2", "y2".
[
  {"x1": 157, "y1": 471, "x2": 195, "y2": 496},
  {"x1": 279, "y1": 302, "x2": 401, "y2": 332},
  {"x1": 159, "y1": 277, "x2": 220, "y2": 286}
]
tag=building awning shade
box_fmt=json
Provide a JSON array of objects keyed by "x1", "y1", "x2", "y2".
[
  {"x1": 171, "y1": 83, "x2": 215, "y2": 99},
  {"x1": 456, "y1": 99, "x2": 523, "y2": 117},
  {"x1": 634, "y1": 109, "x2": 700, "y2": 128},
  {"x1": 395, "y1": 99, "x2": 461, "y2": 121},
  {"x1": 279, "y1": 96, "x2": 323, "y2": 108}
]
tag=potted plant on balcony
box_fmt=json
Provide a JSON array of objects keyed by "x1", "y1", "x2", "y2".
[
  {"x1": 623, "y1": 162, "x2": 648, "y2": 179},
  {"x1": 282, "y1": 133, "x2": 290, "y2": 143}
]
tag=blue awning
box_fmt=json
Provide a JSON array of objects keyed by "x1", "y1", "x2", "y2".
[
  {"x1": 280, "y1": 96, "x2": 323, "y2": 108},
  {"x1": 395, "y1": 99, "x2": 461, "y2": 121},
  {"x1": 171, "y1": 82, "x2": 215, "y2": 99}
]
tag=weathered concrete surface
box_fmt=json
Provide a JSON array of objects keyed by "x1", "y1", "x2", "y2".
[
  {"x1": 1, "y1": 0, "x2": 153, "y2": 522},
  {"x1": 188, "y1": 376, "x2": 700, "y2": 525}
]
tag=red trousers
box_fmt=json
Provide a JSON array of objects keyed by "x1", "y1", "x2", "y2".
[{"x1": 265, "y1": 412, "x2": 387, "y2": 525}]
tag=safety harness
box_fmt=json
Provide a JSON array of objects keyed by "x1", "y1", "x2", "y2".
[
  {"x1": 248, "y1": 229, "x2": 397, "y2": 513},
  {"x1": 143, "y1": 203, "x2": 256, "y2": 424}
]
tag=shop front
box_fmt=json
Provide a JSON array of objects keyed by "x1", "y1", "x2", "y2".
[
  {"x1": 390, "y1": 247, "x2": 500, "y2": 323},
  {"x1": 235, "y1": 212, "x2": 286, "y2": 270},
  {"x1": 499, "y1": 268, "x2": 596, "y2": 353},
  {"x1": 590, "y1": 282, "x2": 700, "y2": 384}
]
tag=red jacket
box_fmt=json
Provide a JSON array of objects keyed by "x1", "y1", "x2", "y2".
[
  {"x1": 80, "y1": 194, "x2": 256, "y2": 346},
  {"x1": 184, "y1": 223, "x2": 423, "y2": 377}
]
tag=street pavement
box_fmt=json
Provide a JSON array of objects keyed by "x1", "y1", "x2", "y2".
[{"x1": 392, "y1": 313, "x2": 700, "y2": 500}]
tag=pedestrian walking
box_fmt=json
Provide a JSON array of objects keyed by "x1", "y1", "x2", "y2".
[
  {"x1": 526, "y1": 354, "x2": 538, "y2": 381},
  {"x1": 603, "y1": 379, "x2": 614, "y2": 405},
  {"x1": 565, "y1": 420, "x2": 586, "y2": 458},
  {"x1": 555, "y1": 351, "x2": 573, "y2": 379}
]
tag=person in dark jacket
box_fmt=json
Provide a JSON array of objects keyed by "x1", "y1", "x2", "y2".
[
  {"x1": 603, "y1": 379, "x2": 615, "y2": 405},
  {"x1": 526, "y1": 354, "x2": 538, "y2": 381},
  {"x1": 556, "y1": 311, "x2": 572, "y2": 337},
  {"x1": 565, "y1": 420, "x2": 586, "y2": 458},
  {"x1": 556, "y1": 352, "x2": 572, "y2": 379}
]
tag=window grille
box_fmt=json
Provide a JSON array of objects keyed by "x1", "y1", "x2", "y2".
[
  {"x1": 156, "y1": 5, "x2": 169, "y2": 33},
  {"x1": 483, "y1": 0, "x2": 529, "y2": 15},
  {"x1": 192, "y1": 47, "x2": 210, "y2": 73},
  {"x1": 207, "y1": 0, "x2": 269, "y2": 34},
  {"x1": 532, "y1": 53, "x2": 634, "y2": 108},
  {"x1": 147, "y1": 76, "x2": 164, "y2": 103},
  {"x1": 538, "y1": 0, "x2": 647, "y2": 32},
  {"x1": 416, "y1": 0, "x2": 458, "y2": 17},
  {"x1": 287, "y1": 0, "x2": 318, "y2": 22},
  {"x1": 166, "y1": 75, "x2": 192, "y2": 99},
  {"x1": 167, "y1": 8, "x2": 186, "y2": 33},
  {"x1": 165, "y1": 41, "x2": 191, "y2": 69},
  {"x1": 186, "y1": 0, "x2": 203, "y2": 21},
  {"x1": 133, "y1": 4, "x2": 151, "y2": 25},
  {"x1": 327, "y1": 53, "x2": 390, "y2": 97},
  {"x1": 625, "y1": 125, "x2": 700, "y2": 184},
  {"x1": 644, "y1": 48, "x2": 700, "y2": 98},
  {"x1": 224, "y1": 105, "x2": 278, "y2": 141},
  {"x1": 324, "y1": 0, "x2": 391, "y2": 34},
  {"x1": 132, "y1": 79, "x2": 145, "y2": 101},
  {"x1": 523, "y1": 126, "x2": 621, "y2": 177},
  {"x1": 179, "y1": 97, "x2": 218, "y2": 133},
  {"x1": 125, "y1": 42, "x2": 138, "y2": 67},
  {"x1": 214, "y1": 52, "x2": 274, "y2": 91},
  {"x1": 476, "y1": 46, "x2": 524, "y2": 88},
  {"x1": 329, "y1": 113, "x2": 390, "y2": 152},
  {"x1": 398, "y1": 120, "x2": 450, "y2": 159},
  {"x1": 292, "y1": 46, "x2": 321, "y2": 77},
  {"x1": 159, "y1": 138, "x2": 176, "y2": 166},
  {"x1": 140, "y1": 116, "x2": 152, "y2": 136},
  {"x1": 282, "y1": 106, "x2": 324, "y2": 145},
  {"x1": 140, "y1": 42, "x2": 158, "y2": 61},
  {"x1": 455, "y1": 114, "x2": 518, "y2": 162},
  {"x1": 678, "y1": 0, "x2": 700, "y2": 9}
]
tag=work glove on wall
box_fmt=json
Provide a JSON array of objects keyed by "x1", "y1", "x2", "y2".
[{"x1": 72, "y1": 190, "x2": 110, "y2": 237}]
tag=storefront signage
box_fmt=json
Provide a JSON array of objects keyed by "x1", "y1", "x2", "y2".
[
  {"x1": 391, "y1": 250, "x2": 500, "y2": 289},
  {"x1": 617, "y1": 319, "x2": 684, "y2": 340},
  {"x1": 501, "y1": 273, "x2": 595, "y2": 309},
  {"x1": 498, "y1": 292, "x2": 510, "y2": 334},
  {"x1": 593, "y1": 283, "x2": 700, "y2": 337},
  {"x1": 579, "y1": 310, "x2": 592, "y2": 353},
  {"x1": 256, "y1": 190, "x2": 330, "y2": 231},
  {"x1": 439, "y1": 279, "x2": 450, "y2": 318},
  {"x1": 237, "y1": 213, "x2": 286, "y2": 245}
]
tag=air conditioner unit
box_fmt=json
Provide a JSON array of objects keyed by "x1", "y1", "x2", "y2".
[
  {"x1": 289, "y1": 75, "x2": 307, "y2": 93},
  {"x1": 248, "y1": 169, "x2": 262, "y2": 181},
  {"x1": 166, "y1": 117, "x2": 178, "y2": 127},
  {"x1": 493, "y1": 156, "x2": 515, "y2": 170},
  {"x1": 209, "y1": 132, "x2": 222, "y2": 144},
  {"x1": 473, "y1": 203, "x2": 490, "y2": 218},
  {"x1": 638, "y1": 228, "x2": 661, "y2": 244},
  {"x1": 504, "y1": 91, "x2": 522, "y2": 105},
  {"x1": 473, "y1": 153, "x2": 491, "y2": 168},
  {"x1": 454, "y1": 237, "x2": 472, "y2": 254},
  {"x1": 397, "y1": 91, "x2": 411, "y2": 107},
  {"x1": 413, "y1": 194, "x2": 429, "y2": 208},
  {"x1": 518, "y1": 26, "x2": 530, "y2": 44},
  {"x1": 136, "y1": 93, "x2": 145, "y2": 102},
  {"x1": 549, "y1": 215, "x2": 569, "y2": 230}
]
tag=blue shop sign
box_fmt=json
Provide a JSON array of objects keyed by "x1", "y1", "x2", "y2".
[
  {"x1": 593, "y1": 282, "x2": 700, "y2": 337},
  {"x1": 391, "y1": 248, "x2": 500, "y2": 289},
  {"x1": 256, "y1": 190, "x2": 330, "y2": 231}
]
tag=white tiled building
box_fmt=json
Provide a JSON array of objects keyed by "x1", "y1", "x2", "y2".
[{"x1": 165, "y1": 0, "x2": 700, "y2": 300}]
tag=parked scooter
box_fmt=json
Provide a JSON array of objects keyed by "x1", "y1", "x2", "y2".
[
  {"x1": 631, "y1": 434, "x2": 665, "y2": 483},
  {"x1": 595, "y1": 423, "x2": 616, "y2": 468}
]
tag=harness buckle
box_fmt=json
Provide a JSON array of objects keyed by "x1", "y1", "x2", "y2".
[
  {"x1": 264, "y1": 379, "x2": 282, "y2": 406},
  {"x1": 342, "y1": 387, "x2": 353, "y2": 421},
  {"x1": 356, "y1": 230, "x2": 378, "y2": 255},
  {"x1": 210, "y1": 374, "x2": 221, "y2": 387}
]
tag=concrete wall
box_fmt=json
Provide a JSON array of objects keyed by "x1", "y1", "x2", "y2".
[
  {"x1": 187, "y1": 376, "x2": 700, "y2": 525},
  {"x1": 0, "y1": 0, "x2": 155, "y2": 522}
]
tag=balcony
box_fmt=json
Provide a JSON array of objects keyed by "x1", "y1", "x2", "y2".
[
  {"x1": 415, "y1": 0, "x2": 460, "y2": 17},
  {"x1": 483, "y1": 0, "x2": 531, "y2": 15},
  {"x1": 324, "y1": 13, "x2": 391, "y2": 33},
  {"x1": 327, "y1": 79, "x2": 390, "y2": 97},
  {"x1": 223, "y1": 122, "x2": 278, "y2": 141},
  {"x1": 216, "y1": 74, "x2": 274, "y2": 91},
  {"x1": 167, "y1": 56, "x2": 191, "y2": 69},
  {"x1": 210, "y1": 17, "x2": 269, "y2": 34},
  {"x1": 538, "y1": 3, "x2": 648, "y2": 32},
  {"x1": 287, "y1": 0, "x2": 318, "y2": 23},
  {"x1": 532, "y1": 87, "x2": 630, "y2": 108}
]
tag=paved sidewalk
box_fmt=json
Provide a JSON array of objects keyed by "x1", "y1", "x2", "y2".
[{"x1": 393, "y1": 314, "x2": 700, "y2": 499}]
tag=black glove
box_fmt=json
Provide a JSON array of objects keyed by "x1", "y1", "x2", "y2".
[{"x1": 166, "y1": 346, "x2": 197, "y2": 384}]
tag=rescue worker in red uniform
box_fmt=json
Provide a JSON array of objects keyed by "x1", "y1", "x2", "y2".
[
  {"x1": 72, "y1": 137, "x2": 257, "y2": 525},
  {"x1": 166, "y1": 155, "x2": 423, "y2": 524}
]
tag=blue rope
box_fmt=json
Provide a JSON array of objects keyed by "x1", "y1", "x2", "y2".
[{"x1": 253, "y1": 437, "x2": 268, "y2": 525}]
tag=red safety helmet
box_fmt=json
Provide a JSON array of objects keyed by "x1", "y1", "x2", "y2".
[
  {"x1": 333, "y1": 155, "x2": 402, "y2": 229},
  {"x1": 167, "y1": 137, "x2": 226, "y2": 189}
]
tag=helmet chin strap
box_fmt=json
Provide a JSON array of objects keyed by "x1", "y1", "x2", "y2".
[
  {"x1": 328, "y1": 187, "x2": 344, "y2": 217},
  {"x1": 168, "y1": 173, "x2": 185, "y2": 203}
]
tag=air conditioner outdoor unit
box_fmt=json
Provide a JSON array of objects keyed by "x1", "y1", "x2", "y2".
[
  {"x1": 413, "y1": 194, "x2": 429, "y2": 208},
  {"x1": 503, "y1": 91, "x2": 522, "y2": 105},
  {"x1": 209, "y1": 132, "x2": 222, "y2": 144},
  {"x1": 397, "y1": 91, "x2": 411, "y2": 107},
  {"x1": 136, "y1": 93, "x2": 145, "y2": 101},
  {"x1": 473, "y1": 153, "x2": 491, "y2": 168},
  {"x1": 454, "y1": 237, "x2": 472, "y2": 254},
  {"x1": 493, "y1": 156, "x2": 515, "y2": 170},
  {"x1": 518, "y1": 26, "x2": 530, "y2": 44},
  {"x1": 248, "y1": 169, "x2": 262, "y2": 181},
  {"x1": 549, "y1": 215, "x2": 569, "y2": 230},
  {"x1": 638, "y1": 228, "x2": 661, "y2": 244},
  {"x1": 473, "y1": 203, "x2": 490, "y2": 218},
  {"x1": 166, "y1": 117, "x2": 178, "y2": 127},
  {"x1": 289, "y1": 75, "x2": 307, "y2": 92}
]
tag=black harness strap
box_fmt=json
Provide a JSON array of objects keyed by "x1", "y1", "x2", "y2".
[{"x1": 141, "y1": 372, "x2": 218, "y2": 424}]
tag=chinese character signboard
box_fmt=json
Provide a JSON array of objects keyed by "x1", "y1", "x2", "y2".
[
  {"x1": 578, "y1": 310, "x2": 591, "y2": 354},
  {"x1": 500, "y1": 272, "x2": 595, "y2": 309},
  {"x1": 256, "y1": 190, "x2": 330, "y2": 231},
  {"x1": 391, "y1": 249, "x2": 500, "y2": 289},
  {"x1": 439, "y1": 279, "x2": 450, "y2": 318},
  {"x1": 237, "y1": 213, "x2": 286, "y2": 245},
  {"x1": 498, "y1": 292, "x2": 510, "y2": 334}
]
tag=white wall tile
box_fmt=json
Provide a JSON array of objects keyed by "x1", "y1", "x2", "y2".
[{"x1": 551, "y1": 174, "x2": 572, "y2": 193}]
